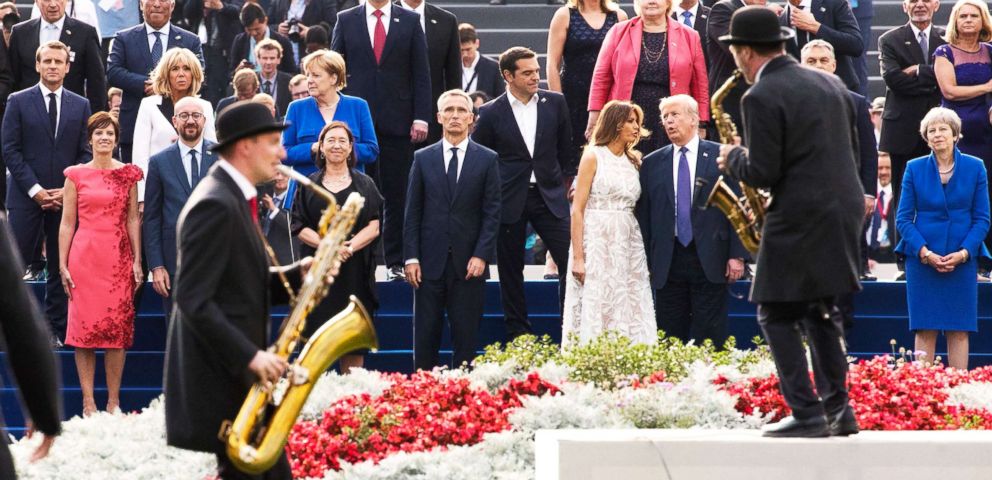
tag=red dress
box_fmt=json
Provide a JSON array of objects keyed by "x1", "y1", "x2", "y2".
[{"x1": 64, "y1": 164, "x2": 143, "y2": 349}]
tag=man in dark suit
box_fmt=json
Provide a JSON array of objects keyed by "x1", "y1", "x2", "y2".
[
  {"x1": 144, "y1": 97, "x2": 218, "y2": 309},
  {"x1": 165, "y1": 101, "x2": 293, "y2": 480},
  {"x1": 331, "y1": 0, "x2": 431, "y2": 280},
  {"x1": 867, "y1": 151, "x2": 895, "y2": 264},
  {"x1": 230, "y1": 2, "x2": 298, "y2": 76},
  {"x1": 458, "y1": 23, "x2": 503, "y2": 99},
  {"x1": 260, "y1": 169, "x2": 300, "y2": 265},
  {"x1": 674, "y1": 0, "x2": 711, "y2": 65},
  {"x1": 638, "y1": 94, "x2": 747, "y2": 346},
  {"x1": 877, "y1": 0, "x2": 943, "y2": 249},
  {"x1": 183, "y1": 0, "x2": 245, "y2": 105},
  {"x1": 779, "y1": 0, "x2": 864, "y2": 92},
  {"x1": 0, "y1": 212, "x2": 61, "y2": 476},
  {"x1": 107, "y1": 0, "x2": 202, "y2": 165},
  {"x1": 707, "y1": 0, "x2": 767, "y2": 130},
  {"x1": 251, "y1": 39, "x2": 293, "y2": 118},
  {"x1": 472, "y1": 47, "x2": 574, "y2": 340},
  {"x1": 3, "y1": 41, "x2": 92, "y2": 344},
  {"x1": 398, "y1": 0, "x2": 461, "y2": 145},
  {"x1": 404, "y1": 89, "x2": 500, "y2": 370},
  {"x1": 0, "y1": 33, "x2": 14, "y2": 213},
  {"x1": 717, "y1": 6, "x2": 862, "y2": 437},
  {"x1": 850, "y1": 0, "x2": 872, "y2": 97},
  {"x1": 8, "y1": 0, "x2": 105, "y2": 113}
]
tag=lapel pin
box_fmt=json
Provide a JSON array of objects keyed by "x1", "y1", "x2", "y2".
[
  {"x1": 394, "y1": 18, "x2": 400, "y2": 23},
  {"x1": 65, "y1": 29, "x2": 72, "y2": 35},
  {"x1": 430, "y1": 19, "x2": 437, "y2": 24},
  {"x1": 820, "y1": 6, "x2": 826, "y2": 12},
  {"x1": 175, "y1": 35, "x2": 181, "y2": 40},
  {"x1": 703, "y1": 151, "x2": 709, "y2": 157},
  {"x1": 540, "y1": 97, "x2": 546, "y2": 103},
  {"x1": 905, "y1": 41, "x2": 912, "y2": 45}
]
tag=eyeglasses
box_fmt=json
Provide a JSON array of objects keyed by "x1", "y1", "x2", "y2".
[{"x1": 176, "y1": 112, "x2": 204, "y2": 121}]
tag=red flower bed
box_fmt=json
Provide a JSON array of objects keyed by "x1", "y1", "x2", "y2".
[
  {"x1": 716, "y1": 356, "x2": 992, "y2": 430},
  {"x1": 286, "y1": 372, "x2": 559, "y2": 479}
]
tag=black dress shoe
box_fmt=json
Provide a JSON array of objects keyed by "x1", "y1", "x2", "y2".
[
  {"x1": 386, "y1": 265, "x2": 406, "y2": 282},
  {"x1": 828, "y1": 406, "x2": 859, "y2": 436},
  {"x1": 762, "y1": 415, "x2": 829, "y2": 438},
  {"x1": 23, "y1": 267, "x2": 45, "y2": 281}
]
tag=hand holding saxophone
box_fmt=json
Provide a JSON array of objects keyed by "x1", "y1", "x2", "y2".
[{"x1": 248, "y1": 350, "x2": 288, "y2": 386}]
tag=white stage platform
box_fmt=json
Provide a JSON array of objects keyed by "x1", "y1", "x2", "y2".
[{"x1": 534, "y1": 429, "x2": 992, "y2": 480}]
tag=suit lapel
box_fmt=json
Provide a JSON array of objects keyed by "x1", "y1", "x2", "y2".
[
  {"x1": 26, "y1": 20, "x2": 41, "y2": 54},
  {"x1": 170, "y1": 145, "x2": 193, "y2": 194},
  {"x1": 353, "y1": 8, "x2": 378, "y2": 66},
  {"x1": 452, "y1": 142, "x2": 478, "y2": 203},
  {"x1": 166, "y1": 23, "x2": 184, "y2": 49},
  {"x1": 58, "y1": 19, "x2": 73, "y2": 47},
  {"x1": 424, "y1": 5, "x2": 439, "y2": 48},
  {"x1": 134, "y1": 27, "x2": 154, "y2": 73},
  {"x1": 432, "y1": 144, "x2": 452, "y2": 203},
  {"x1": 534, "y1": 93, "x2": 549, "y2": 158},
  {"x1": 31, "y1": 87, "x2": 54, "y2": 141},
  {"x1": 379, "y1": 5, "x2": 403, "y2": 64},
  {"x1": 659, "y1": 146, "x2": 675, "y2": 208}
]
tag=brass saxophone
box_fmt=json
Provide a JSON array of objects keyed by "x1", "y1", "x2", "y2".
[
  {"x1": 705, "y1": 69, "x2": 767, "y2": 255},
  {"x1": 220, "y1": 165, "x2": 379, "y2": 475}
]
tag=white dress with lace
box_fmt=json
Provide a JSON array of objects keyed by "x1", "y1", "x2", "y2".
[{"x1": 562, "y1": 146, "x2": 656, "y2": 347}]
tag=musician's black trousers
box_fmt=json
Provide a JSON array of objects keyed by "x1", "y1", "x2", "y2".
[
  {"x1": 215, "y1": 448, "x2": 291, "y2": 480},
  {"x1": 757, "y1": 299, "x2": 850, "y2": 421}
]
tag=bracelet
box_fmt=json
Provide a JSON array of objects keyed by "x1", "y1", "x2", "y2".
[
  {"x1": 921, "y1": 252, "x2": 931, "y2": 265},
  {"x1": 960, "y1": 249, "x2": 969, "y2": 262}
]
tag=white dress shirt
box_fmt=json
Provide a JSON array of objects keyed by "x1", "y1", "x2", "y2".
[
  {"x1": 38, "y1": 14, "x2": 66, "y2": 45},
  {"x1": 671, "y1": 135, "x2": 700, "y2": 214},
  {"x1": 462, "y1": 53, "x2": 480, "y2": 92},
  {"x1": 217, "y1": 160, "x2": 258, "y2": 201},
  {"x1": 508, "y1": 90, "x2": 539, "y2": 183},
  {"x1": 31, "y1": 0, "x2": 101, "y2": 39},
  {"x1": 400, "y1": 0, "x2": 426, "y2": 32},
  {"x1": 365, "y1": 2, "x2": 391, "y2": 46},
  {"x1": 673, "y1": 3, "x2": 699, "y2": 27},
  {"x1": 177, "y1": 139, "x2": 205, "y2": 186},
  {"x1": 145, "y1": 22, "x2": 171, "y2": 52}
]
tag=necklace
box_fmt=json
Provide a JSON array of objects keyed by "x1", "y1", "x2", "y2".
[
  {"x1": 322, "y1": 170, "x2": 350, "y2": 185},
  {"x1": 938, "y1": 163, "x2": 955, "y2": 174},
  {"x1": 641, "y1": 32, "x2": 667, "y2": 64}
]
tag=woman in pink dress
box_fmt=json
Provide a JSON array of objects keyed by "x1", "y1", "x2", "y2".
[{"x1": 58, "y1": 112, "x2": 143, "y2": 416}]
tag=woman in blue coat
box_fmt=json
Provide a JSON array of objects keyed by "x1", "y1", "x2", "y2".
[
  {"x1": 896, "y1": 107, "x2": 990, "y2": 370},
  {"x1": 282, "y1": 49, "x2": 378, "y2": 175}
]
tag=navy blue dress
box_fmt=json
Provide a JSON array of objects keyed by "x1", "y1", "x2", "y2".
[
  {"x1": 561, "y1": 9, "x2": 619, "y2": 162},
  {"x1": 934, "y1": 44, "x2": 992, "y2": 164}
]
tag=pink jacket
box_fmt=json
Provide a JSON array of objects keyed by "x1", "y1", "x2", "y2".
[{"x1": 588, "y1": 16, "x2": 710, "y2": 122}]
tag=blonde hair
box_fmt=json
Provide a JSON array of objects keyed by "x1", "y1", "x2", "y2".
[
  {"x1": 151, "y1": 48, "x2": 204, "y2": 97},
  {"x1": 566, "y1": 0, "x2": 618, "y2": 13},
  {"x1": 232, "y1": 67, "x2": 259, "y2": 90},
  {"x1": 302, "y1": 49, "x2": 347, "y2": 90},
  {"x1": 252, "y1": 93, "x2": 275, "y2": 109},
  {"x1": 945, "y1": 0, "x2": 992, "y2": 44},
  {"x1": 254, "y1": 37, "x2": 283, "y2": 58}
]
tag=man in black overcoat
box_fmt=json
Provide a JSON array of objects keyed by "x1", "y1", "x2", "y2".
[
  {"x1": 164, "y1": 101, "x2": 297, "y2": 479},
  {"x1": 716, "y1": 6, "x2": 863, "y2": 438}
]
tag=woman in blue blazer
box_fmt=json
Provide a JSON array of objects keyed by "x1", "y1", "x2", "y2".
[
  {"x1": 896, "y1": 107, "x2": 990, "y2": 370},
  {"x1": 282, "y1": 49, "x2": 378, "y2": 175}
]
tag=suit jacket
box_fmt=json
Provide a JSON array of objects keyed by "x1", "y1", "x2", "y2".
[
  {"x1": 707, "y1": 0, "x2": 747, "y2": 127},
  {"x1": 589, "y1": 17, "x2": 710, "y2": 121},
  {"x1": 183, "y1": 0, "x2": 244, "y2": 51},
  {"x1": 638, "y1": 139, "x2": 748, "y2": 288},
  {"x1": 725, "y1": 55, "x2": 864, "y2": 302},
  {"x1": 8, "y1": 17, "x2": 106, "y2": 113},
  {"x1": 133, "y1": 95, "x2": 218, "y2": 200},
  {"x1": 107, "y1": 22, "x2": 203, "y2": 145},
  {"x1": 472, "y1": 90, "x2": 574, "y2": 223},
  {"x1": 780, "y1": 0, "x2": 864, "y2": 92},
  {"x1": 0, "y1": 212, "x2": 61, "y2": 438},
  {"x1": 3, "y1": 86, "x2": 92, "y2": 209},
  {"x1": 262, "y1": 180, "x2": 300, "y2": 266},
  {"x1": 672, "y1": 4, "x2": 710, "y2": 65},
  {"x1": 268, "y1": 0, "x2": 338, "y2": 36},
  {"x1": 404, "y1": 140, "x2": 501, "y2": 280},
  {"x1": 258, "y1": 70, "x2": 293, "y2": 118},
  {"x1": 877, "y1": 24, "x2": 945, "y2": 156},
  {"x1": 850, "y1": 91, "x2": 877, "y2": 196},
  {"x1": 164, "y1": 164, "x2": 292, "y2": 452},
  {"x1": 331, "y1": 4, "x2": 432, "y2": 137},
  {"x1": 143, "y1": 140, "x2": 219, "y2": 276},
  {"x1": 229, "y1": 30, "x2": 299, "y2": 75},
  {"x1": 216, "y1": 94, "x2": 238, "y2": 115},
  {"x1": 0, "y1": 39, "x2": 14, "y2": 210},
  {"x1": 469, "y1": 54, "x2": 503, "y2": 100},
  {"x1": 399, "y1": 2, "x2": 461, "y2": 144},
  {"x1": 895, "y1": 150, "x2": 990, "y2": 259}
]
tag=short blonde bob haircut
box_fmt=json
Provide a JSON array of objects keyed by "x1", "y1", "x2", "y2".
[
  {"x1": 945, "y1": 0, "x2": 992, "y2": 44},
  {"x1": 919, "y1": 106, "x2": 963, "y2": 142},
  {"x1": 302, "y1": 49, "x2": 347, "y2": 91},
  {"x1": 150, "y1": 48, "x2": 204, "y2": 97}
]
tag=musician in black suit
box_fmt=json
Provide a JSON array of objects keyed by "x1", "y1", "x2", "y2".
[
  {"x1": 458, "y1": 23, "x2": 503, "y2": 99},
  {"x1": 164, "y1": 102, "x2": 295, "y2": 479},
  {"x1": 404, "y1": 89, "x2": 500, "y2": 370},
  {"x1": 779, "y1": 0, "x2": 864, "y2": 92},
  {"x1": 8, "y1": 1, "x2": 106, "y2": 113},
  {"x1": 331, "y1": 0, "x2": 431, "y2": 280},
  {"x1": 877, "y1": 0, "x2": 944, "y2": 234},
  {"x1": 229, "y1": 2, "x2": 298, "y2": 76},
  {"x1": 674, "y1": 0, "x2": 711, "y2": 65},
  {"x1": 398, "y1": 0, "x2": 461, "y2": 145},
  {"x1": 0, "y1": 212, "x2": 60, "y2": 477},
  {"x1": 717, "y1": 7, "x2": 862, "y2": 438},
  {"x1": 472, "y1": 47, "x2": 574, "y2": 340},
  {"x1": 638, "y1": 95, "x2": 747, "y2": 346}
]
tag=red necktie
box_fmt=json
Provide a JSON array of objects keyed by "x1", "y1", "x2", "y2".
[
  {"x1": 248, "y1": 197, "x2": 259, "y2": 225},
  {"x1": 372, "y1": 10, "x2": 386, "y2": 64}
]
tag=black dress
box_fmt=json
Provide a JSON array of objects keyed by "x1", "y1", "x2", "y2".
[
  {"x1": 562, "y1": 9, "x2": 619, "y2": 162},
  {"x1": 631, "y1": 31, "x2": 671, "y2": 154},
  {"x1": 291, "y1": 169, "x2": 383, "y2": 339}
]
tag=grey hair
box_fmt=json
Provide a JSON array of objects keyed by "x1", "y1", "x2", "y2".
[
  {"x1": 919, "y1": 107, "x2": 962, "y2": 141},
  {"x1": 658, "y1": 94, "x2": 699, "y2": 121},
  {"x1": 800, "y1": 39, "x2": 835, "y2": 59},
  {"x1": 437, "y1": 89, "x2": 474, "y2": 111}
]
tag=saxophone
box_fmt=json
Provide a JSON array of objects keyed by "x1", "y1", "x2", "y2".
[
  {"x1": 705, "y1": 69, "x2": 768, "y2": 255},
  {"x1": 220, "y1": 165, "x2": 379, "y2": 475}
]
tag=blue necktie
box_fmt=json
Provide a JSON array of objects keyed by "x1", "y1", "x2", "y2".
[
  {"x1": 681, "y1": 11, "x2": 693, "y2": 27},
  {"x1": 151, "y1": 31, "x2": 163, "y2": 68},
  {"x1": 677, "y1": 146, "x2": 693, "y2": 247},
  {"x1": 447, "y1": 147, "x2": 459, "y2": 199},
  {"x1": 919, "y1": 31, "x2": 929, "y2": 65},
  {"x1": 189, "y1": 150, "x2": 200, "y2": 188}
]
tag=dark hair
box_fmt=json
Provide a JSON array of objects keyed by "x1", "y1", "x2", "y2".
[
  {"x1": 498, "y1": 47, "x2": 537, "y2": 77},
  {"x1": 240, "y1": 2, "x2": 267, "y2": 28},
  {"x1": 305, "y1": 24, "x2": 329, "y2": 46},
  {"x1": 468, "y1": 90, "x2": 490, "y2": 104},
  {"x1": 315, "y1": 121, "x2": 357, "y2": 170},
  {"x1": 458, "y1": 23, "x2": 478, "y2": 44},
  {"x1": 87, "y1": 111, "x2": 120, "y2": 145}
]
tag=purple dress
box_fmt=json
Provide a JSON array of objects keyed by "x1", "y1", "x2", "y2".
[{"x1": 934, "y1": 44, "x2": 992, "y2": 164}]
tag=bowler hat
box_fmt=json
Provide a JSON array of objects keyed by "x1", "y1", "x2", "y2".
[
  {"x1": 719, "y1": 6, "x2": 795, "y2": 45},
  {"x1": 209, "y1": 101, "x2": 289, "y2": 153}
]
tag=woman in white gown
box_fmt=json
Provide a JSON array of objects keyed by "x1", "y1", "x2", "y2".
[{"x1": 563, "y1": 100, "x2": 656, "y2": 347}]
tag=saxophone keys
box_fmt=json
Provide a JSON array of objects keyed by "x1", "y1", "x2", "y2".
[{"x1": 290, "y1": 365, "x2": 311, "y2": 386}]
